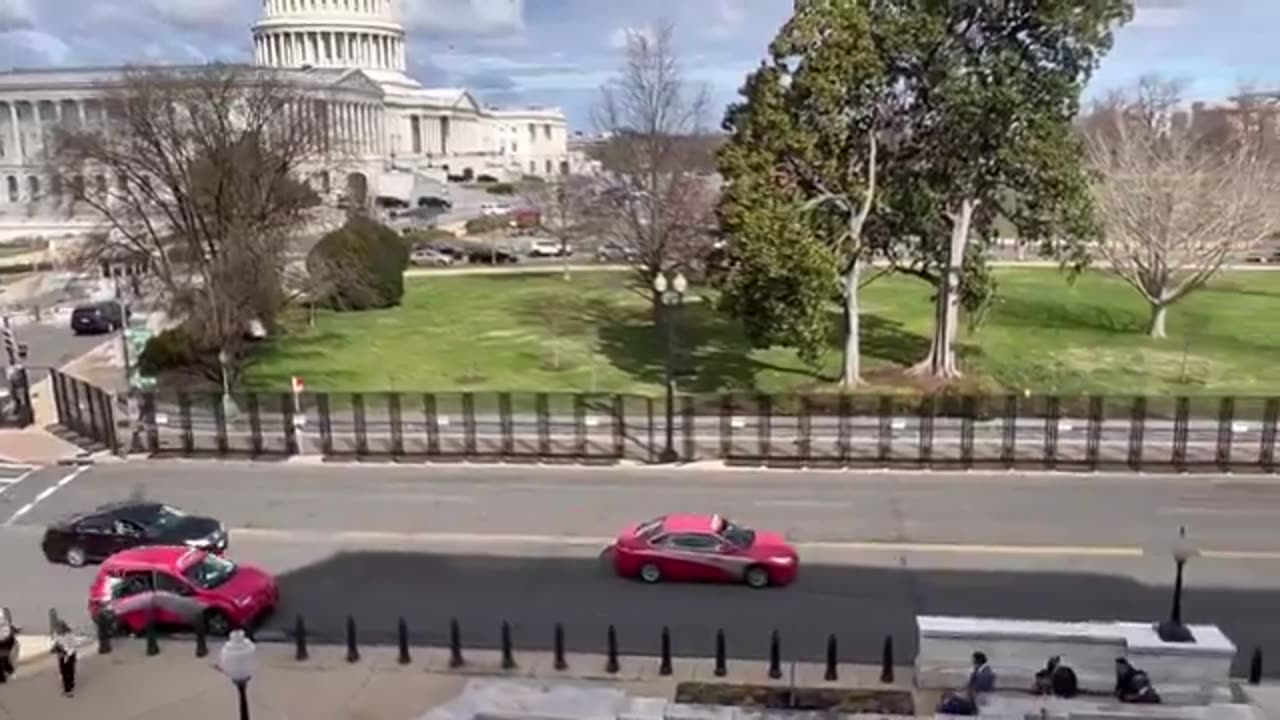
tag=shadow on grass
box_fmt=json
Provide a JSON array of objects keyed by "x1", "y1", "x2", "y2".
[
  {"x1": 989, "y1": 295, "x2": 1144, "y2": 335},
  {"x1": 256, "y1": 549, "x2": 1276, "y2": 679}
]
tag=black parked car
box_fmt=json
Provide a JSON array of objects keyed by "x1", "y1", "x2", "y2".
[
  {"x1": 70, "y1": 300, "x2": 126, "y2": 335},
  {"x1": 465, "y1": 246, "x2": 520, "y2": 264},
  {"x1": 41, "y1": 502, "x2": 227, "y2": 567}
]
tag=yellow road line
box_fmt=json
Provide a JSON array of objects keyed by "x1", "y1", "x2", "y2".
[{"x1": 225, "y1": 528, "x2": 1280, "y2": 560}]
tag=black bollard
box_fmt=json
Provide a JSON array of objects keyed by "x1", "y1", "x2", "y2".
[
  {"x1": 714, "y1": 629, "x2": 727, "y2": 677},
  {"x1": 345, "y1": 615, "x2": 359, "y2": 663},
  {"x1": 606, "y1": 625, "x2": 620, "y2": 674},
  {"x1": 449, "y1": 618, "x2": 464, "y2": 668},
  {"x1": 95, "y1": 613, "x2": 112, "y2": 655},
  {"x1": 553, "y1": 623, "x2": 568, "y2": 671},
  {"x1": 880, "y1": 635, "x2": 894, "y2": 683},
  {"x1": 824, "y1": 634, "x2": 838, "y2": 682},
  {"x1": 501, "y1": 621, "x2": 516, "y2": 670},
  {"x1": 145, "y1": 609, "x2": 160, "y2": 657},
  {"x1": 1250, "y1": 647, "x2": 1263, "y2": 685},
  {"x1": 659, "y1": 626, "x2": 673, "y2": 676},
  {"x1": 397, "y1": 617, "x2": 411, "y2": 665},
  {"x1": 768, "y1": 630, "x2": 782, "y2": 680},
  {"x1": 294, "y1": 615, "x2": 309, "y2": 661},
  {"x1": 194, "y1": 613, "x2": 208, "y2": 658}
]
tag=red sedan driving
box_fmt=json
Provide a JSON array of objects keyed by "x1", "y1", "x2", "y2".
[
  {"x1": 609, "y1": 514, "x2": 798, "y2": 588},
  {"x1": 88, "y1": 546, "x2": 279, "y2": 636}
]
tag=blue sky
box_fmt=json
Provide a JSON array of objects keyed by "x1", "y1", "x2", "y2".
[{"x1": 1, "y1": 0, "x2": 1277, "y2": 130}]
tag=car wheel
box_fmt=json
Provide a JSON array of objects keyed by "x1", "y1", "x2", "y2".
[
  {"x1": 745, "y1": 565, "x2": 771, "y2": 589},
  {"x1": 65, "y1": 545, "x2": 87, "y2": 567},
  {"x1": 203, "y1": 609, "x2": 235, "y2": 637},
  {"x1": 639, "y1": 563, "x2": 662, "y2": 584}
]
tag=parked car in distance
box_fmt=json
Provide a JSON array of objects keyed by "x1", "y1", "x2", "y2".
[
  {"x1": 466, "y1": 245, "x2": 520, "y2": 264},
  {"x1": 596, "y1": 242, "x2": 638, "y2": 263},
  {"x1": 528, "y1": 238, "x2": 572, "y2": 257},
  {"x1": 42, "y1": 501, "x2": 228, "y2": 567},
  {"x1": 410, "y1": 248, "x2": 456, "y2": 267},
  {"x1": 417, "y1": 196, "x2": 452, "y2": 209},
  {"x1": 70, "y1": 300, "x2": 125, "y2": 335},
  {"x1": 88, "y1": 546, "x2": 278, "y2": 637},
  {"x1": 480, "y1": 202, "x2": 511, "y2": 217},
  {"x1": 607, "y1": 513, "x2": 798, "y2": 588}
]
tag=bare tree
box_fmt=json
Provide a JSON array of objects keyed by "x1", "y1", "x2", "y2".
[
  {"x1": 592, "y1": 21, "x2": 718, "y2": 313},
  {"x1": 1085, "y1": 76, "x2": 1280, "y2": 338},
  {"x1": 521, "y1": 175, "x2": 592, "y2": 280},
  {"x1": 47, "y1": 63, "x2": 334, "y2": 391}
]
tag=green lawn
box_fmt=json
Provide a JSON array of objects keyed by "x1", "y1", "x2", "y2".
[{"x1": 245, "y1": 267, "x2": 1280, "y2": 396}]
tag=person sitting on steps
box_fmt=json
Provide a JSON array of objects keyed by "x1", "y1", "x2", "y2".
[
  {"x1": 937, "y1": 651, "x2": 997, "y2": 715},
  {"x1": 1034, "y1": 655, "x2": 1079, "y2": 698},
  {"x1": 1114, "y1": 658, "x2": 1162, "y2": 704}
]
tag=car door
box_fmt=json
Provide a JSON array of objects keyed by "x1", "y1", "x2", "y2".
[
  {"x1": 152, "y1": 572, "x2": 205, "y2": 627},
  {"x1": 68, "y1": 516, "x2": 116, "y2": 561},
  {"x1": 656, "y1": 533, "x2": 729, "y2": 582},
  {"x1": 105, "y1": 571, "x2": 158, "y2": 632},
  {"x1": 110, "y1": 519, "x2": 147, "y2": 554}
]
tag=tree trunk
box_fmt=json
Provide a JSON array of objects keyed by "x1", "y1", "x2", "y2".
[
  {"x1": 840, "y1": 258, "x2": 863, "y2": 387},
  {"x1": 1147, "y1": 303, "x2": 1168, "y2": 339},
  {"x1": 910, "y1": 199, "x2": 975, "y2": 381}
]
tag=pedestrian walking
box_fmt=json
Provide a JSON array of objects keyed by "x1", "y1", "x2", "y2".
[
  {"x1": 0, "y1": 608, "x2": 20, "y2": 684},
  {"x1": 51, "y1": 620, "x2": 77, "y2": 697}
]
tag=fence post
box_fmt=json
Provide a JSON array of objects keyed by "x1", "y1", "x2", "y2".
[
  {"x1": 1001, "y1": 394, "x2": 1017, "y2": 468},
  {"x1": 1261, "y1": 398, "x2": 1279, "y2": 473},
  {"x1": 719, "y1": 393, "x2": 733, "y2": 460},
  {"x1": 103, "y1": 390, "x2": 120, "y2": 455},
  {"x1": 211, "y1": 393, "x2": 228, "y2": 455},
  {"x1": 877, "y1": 395, "x2": 892, "y2": 464},
  {"x1": 498, "y1": 392, "x2": 514, "y2": 457},
  {"x1": 612, "y1": 395, "x2": 626, "y2": 459},
  {"x1": 1215, "y1": 397, "x2": 1234, "y2": 471},
  {"x1": 49, "y1": 371, "x2": 66, "y2": 425},
  {"x1": 282, "y1": 392, "x2": 299, "y2": 456},
  {"x1": 1172, "y1": 396, "x2": 1190, "y2": 472},
  {"x1": 85, "y1": 385, "x2": 99, "y2": 442},
  {"x1": 461, "y1": 392, "x2": 477, "y2": 456},
  {"x1": 389, "y1": 392, "x2": 404, "y2": 457},
  {"x1": 1086, "y1": 396, "x2": 1103, "y2": 471},
  {"x1": 917, "y1": 396, "x2": 935, "y2": 467},
  {"x1": 317, "y1": 393, "x2": 334, "y2": 456},
  {"x1": 757, "y1": 394, "x2": 772, "y2": 462},
  {"x1": 681, "y1": 395, "x2": 696, "y2": 461},
  {"x1": 69, "y1": 378, "x2": 83, "y2": 436},
  {"x1": 351, "y1": 392, "x2": 368, "y2": 456},
  {"x1": 838, "y1": 394, "x2": 852, "y2": 466},
  {"x1": 423, "y1": 393, "x2": 440, "y2": 456},
  {"x1": 646, "y1": 396, "x2": 656, "y2": 464},
  {"x1": 1043, "y1": 396, "x2": 1060, "y2": 470},
  {"x1": 1128, "y1": 396, "x2": 1147, "y2": 471},
  {"x1": 142, "y1": 392, "x2": 159, "y2": 454},
  {"x1": 573, "y1": 394, "x2": 588, "y2": 458},
  {"x1": 535, "y1": 392, "x2": 551, "y2": 457},
  {"x1": 960, "y1": 396, "x2": 975, "y2": 469},
  {"x1": 798, "y1": 396, "x2": 813, "y2": 465},
  {"x1": 247, "y1": 393, "x2": 263, "y2": 456},
  {"x1": 178, "y1": 391, "x2": 194, "y2": 455}
]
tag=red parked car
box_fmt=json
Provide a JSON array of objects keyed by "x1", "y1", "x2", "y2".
[
  {"x1": 608, "y1": 514, "x2": 799, "y2": 588},
  {"x1": 88, "y1": 546, "x2": 278, "y2": 637}
]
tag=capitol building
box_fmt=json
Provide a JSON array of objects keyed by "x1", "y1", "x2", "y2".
[{"x1": 0, "y1": 0, "x2": 570, "y2": 241}]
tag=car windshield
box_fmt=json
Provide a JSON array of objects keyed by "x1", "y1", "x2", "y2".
[
  {"x1": 143, "y1": 505, "x2": 188, "y2": 531},
  {"x1": 719, "y1": 519, "x2": 756, "y2": 549},
  {"x1": 182, "y1": 553, "x2": 237, "y2": 589}
]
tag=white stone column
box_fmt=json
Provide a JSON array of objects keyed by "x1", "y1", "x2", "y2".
[
  {"x1": 76, "y1": 100, "x2": 86, "y2": 128},
  {"x1": 33, "y1": 102, "x2": 44, "y2": 159},
  {"x1": 6, "y1": 103, "x2": 19, "y2": 162}
]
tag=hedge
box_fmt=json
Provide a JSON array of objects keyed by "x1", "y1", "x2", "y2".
[{"x1": 307, "y1": 216, "x2": 409, "y2": 311}]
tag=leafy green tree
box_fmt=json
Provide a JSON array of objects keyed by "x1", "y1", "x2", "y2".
[
  {"x1": 718, "y1": 0, "x2": 888, "y2": 386},
  {"x1": 881, "y1": 0, "x2": 1129, "y2": 380},
  {"x1": 307, "y1": 216, "x2": 409, "y2": 311}
]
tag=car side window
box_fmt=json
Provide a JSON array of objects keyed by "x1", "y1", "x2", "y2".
[
  {"x1": 155, "y1": 572, "x2": 193, "y2": 596},
  {"x1": 114, "y1": 571, "x2": 154, "y2": 598},
  {"x1": 76, "y1": 517, "x2": 112, "y2": 534},
  {"x1": 666, "y1": 533, "x2": 723, "y2": 553},
  {"x1": 112, "y1": 520, "x2": 143, "y2": 537}
]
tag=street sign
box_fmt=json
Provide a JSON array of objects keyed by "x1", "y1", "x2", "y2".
[{"x1": 291, "y1": 376, "x2": 304, "y2": 394}]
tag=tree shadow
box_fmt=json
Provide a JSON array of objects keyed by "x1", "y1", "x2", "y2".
[
  {"x1": 989, "y1": 295, "x2": 1143, "y2": 335},
  {"x1": 856, "y1": 314, "x2": 933, "y2": 367}
]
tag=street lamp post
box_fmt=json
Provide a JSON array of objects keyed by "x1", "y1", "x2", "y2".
[
  {"x1": 219, "y1": 630, "x2": 256, "y2": 720},
  {"x1": 1156, "y1": 526, "x2": 1198, "y2": 643},
  {"x1": 653, "y1": 271, "x2": 687, "y2": 464}
]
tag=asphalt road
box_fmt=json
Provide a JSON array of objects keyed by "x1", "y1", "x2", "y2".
[
  {"x1": 2, "y1": 462, "x2": 1278, "y2": 675},
  {"x1": 8, "y1": 321, "x2": 108, "y2": 382}
]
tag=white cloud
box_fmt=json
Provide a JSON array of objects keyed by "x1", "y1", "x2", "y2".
[
  {"x1": 4, "y1": 30, "x2": 72, "y2": 65},
  {"x1": 0, "y1": 0, "x2": 34, "y2": 31},
  {"x1": 709, "y1": 0, "x2": 745, "y2": 38},
  {"x1": 403, "y1": 0, "x2": 523, "y2": 36},
  {"x1": 144, "y1": 0, "x2": 242, "y2": 30}
]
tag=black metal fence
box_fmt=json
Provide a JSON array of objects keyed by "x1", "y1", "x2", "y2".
[
  {"x1": 52, "y1": 385, "x2": 1275, "y2": 473},
  {"x1": 48, "y1": 369, "x2": 119, "y2": 453}
]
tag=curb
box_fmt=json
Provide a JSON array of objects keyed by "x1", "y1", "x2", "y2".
[{"x1": 55, "y1": 450, "x2": 95, "y2": 467}]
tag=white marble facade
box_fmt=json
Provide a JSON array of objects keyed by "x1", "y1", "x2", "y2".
[{"x1": 0, "y1": 0, "x2": 568, "y2": 224}]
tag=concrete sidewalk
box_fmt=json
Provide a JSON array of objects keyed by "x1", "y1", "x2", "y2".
[{"x1": 0, "y1": 639, "x2": 925, "y2": 720}]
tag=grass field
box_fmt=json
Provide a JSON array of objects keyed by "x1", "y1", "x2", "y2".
[{"x1": 245, "y1": 267, "x2": 1280, "y2": 397}]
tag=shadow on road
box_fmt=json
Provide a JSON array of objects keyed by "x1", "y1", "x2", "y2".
[{"x1": 263, "y1": 550, "x2": 1277, "y2": 677}]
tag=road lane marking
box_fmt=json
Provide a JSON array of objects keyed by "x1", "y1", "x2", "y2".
[
  {"x1": 2, "y1": 465, "x2": 90, "y2": 527},
  {"x1": 0, "y1": 466, "x2": 35, "y2": 499},
  {"x1": 222, "y1": 528, "x2": 1280, "y2": 560}
]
